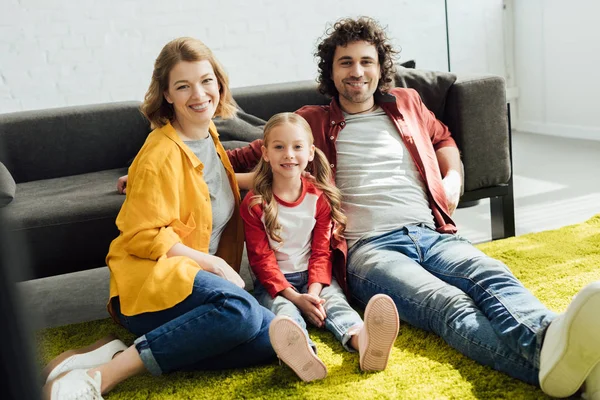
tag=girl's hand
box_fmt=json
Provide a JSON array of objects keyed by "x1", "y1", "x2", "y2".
[{"x1": 293, "y1": 293, "x2": 326, "y2": 328}]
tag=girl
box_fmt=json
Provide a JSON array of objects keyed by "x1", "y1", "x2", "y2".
[{"x1": 240, "y1": 112, "x2": 400, "y2": 382}]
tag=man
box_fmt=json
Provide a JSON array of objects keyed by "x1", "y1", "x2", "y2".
[{"x1": 118, "y1": 18, "x2": 600, "y2": 397}]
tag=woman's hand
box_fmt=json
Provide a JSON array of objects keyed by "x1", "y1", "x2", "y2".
[
  {"x1": 201, "y1": 254, "x2": 246, "y2": 289},
  {"x1": 167, "y1": 243, "x2": 245, "y2": 288}
]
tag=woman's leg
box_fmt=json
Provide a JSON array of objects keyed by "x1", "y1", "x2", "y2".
[{"x1": 116, "y1": 270, "x2": 276, "y2": 375}]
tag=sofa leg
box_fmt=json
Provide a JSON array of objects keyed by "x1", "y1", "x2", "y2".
[{"x1": 490, "y1": 190, "x2": 515, "y2": 240}]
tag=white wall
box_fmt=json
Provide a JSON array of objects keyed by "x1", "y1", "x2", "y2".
[
  {"x1": 514, "y1": 0, "x2": 600, "y2": 141},
  {"x1": 1, "y1": 0, "x2": 506, "y2": 114}
]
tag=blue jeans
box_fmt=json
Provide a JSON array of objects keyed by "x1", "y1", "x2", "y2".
[
  {"x1": 253, "y1": 271, "x2": 363, "y2": 352},
  {"x1": 113, "y1": 270, "x2": 276, "y2": 375},
  {"x1": 347, "y1": 225, "x2": 557, "y2": 386}
]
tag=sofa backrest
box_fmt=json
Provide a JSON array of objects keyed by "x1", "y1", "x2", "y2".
[
  {"x1": 0, "y1": 101, "x2": 150, "y2": 183},
  {"x1": 231, "y1": 67, "x2": 456, "y2": 123},
  {"x1": 232, "y1": 81, "x2": 330, "y2": 121}
]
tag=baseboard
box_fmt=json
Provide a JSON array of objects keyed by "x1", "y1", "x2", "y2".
[{"x1": 515, "y1": 121, "x2": 600, "y2": 141}]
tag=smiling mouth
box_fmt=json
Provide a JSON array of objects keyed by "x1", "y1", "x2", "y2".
[
  {"x1": 189, "y1": 102, "x2": 210, "y2": 111},
  {"x1": 345, "y1": 81, "x2": 367, "y2": 88},
  {"x1": 280, "y1": 163, "x2": 298, "y2": 168}
]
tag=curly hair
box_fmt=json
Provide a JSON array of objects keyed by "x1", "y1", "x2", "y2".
[{"x1": 315, "y1": 17, "x2": 400, "y2": 98}]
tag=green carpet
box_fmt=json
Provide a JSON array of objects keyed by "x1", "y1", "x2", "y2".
[{"x1": 37, "y1": 215, "x2": 600, "y2": 399}]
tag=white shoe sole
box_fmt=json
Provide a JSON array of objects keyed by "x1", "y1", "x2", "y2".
[
  {"x1": 540, "y1": 282, "x2": 600, "y2": 397},
  {"x1": 269, "y1": 316, "x2": 327, "y2": 382},
  {"x1": 359, "y1": 294, "x2": 400, "y2": 371},
  {"x1": 43, "y1": 335, "x2": 127, "y2": 383}
]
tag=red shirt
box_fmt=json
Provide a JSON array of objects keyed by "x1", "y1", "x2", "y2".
[
  {"x1": 228, "y1": 88, "x2": 459, "y2": 296},
  {"x1": 240, "y1": 177, "x2": 333, "y2": 298}
]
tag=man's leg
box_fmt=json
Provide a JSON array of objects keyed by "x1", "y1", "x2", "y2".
[
  {"x1": 347, "y1": 228, "x2": 539, "y2": 385},
  {"x1": 418, "y1": 226, "x2": 555, "y2": 368}
]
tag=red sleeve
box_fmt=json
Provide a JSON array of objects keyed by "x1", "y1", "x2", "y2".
[
  {"x1": 240, "y1": 192, "x2": 292, "y2": 298},
  {"x1": 307, "y1": 192, "x2": 333, "y2": 288},
  {"x1": 416, "y1": 92, "x2": 457, "y2": 152},
  {"x1": 226, "y1": 139, "x2": 263, "y2": 172}
]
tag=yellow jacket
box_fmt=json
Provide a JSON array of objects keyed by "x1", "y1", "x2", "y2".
[{"x1": 106, "y1": 121, "x2": 243, "y2": 317}]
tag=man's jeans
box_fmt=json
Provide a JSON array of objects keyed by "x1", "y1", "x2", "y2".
[
  {"x1": 254, "y1": 271, "x2": 363, "y2": 352},
  {"x1": 347, "y1": 224, "x2": 556, "y2": 385},
  {"x1": 113, "y1": 270, "x2": 276, "y2": 375}
]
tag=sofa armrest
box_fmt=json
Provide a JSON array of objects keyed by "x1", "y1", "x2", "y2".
[{"x1": 443, "y1": 74, "x2": 510, "y2": 193}]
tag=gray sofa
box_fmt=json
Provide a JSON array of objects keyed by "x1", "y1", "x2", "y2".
[{"x1": 0, "y1": 67, "x2": 513, "y2": 286}]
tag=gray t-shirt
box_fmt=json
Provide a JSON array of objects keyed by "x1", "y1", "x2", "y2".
[
  {"x1": 336, "y1": 109, "x2": 435, "y2": 248},
  {"x1": 184, "y1": 137, "x2": 235, "y2": 255}
]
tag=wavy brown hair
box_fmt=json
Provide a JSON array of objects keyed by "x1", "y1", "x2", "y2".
[
  {"x1": 315, "y1": 17, "x2": 400, "y2": 98},
  {"x1": 248, "y1": 113, "x2": 346, "y2": 244},
  {"x1": 141, "y1": 37, "x2": 237, "y2": 128}
]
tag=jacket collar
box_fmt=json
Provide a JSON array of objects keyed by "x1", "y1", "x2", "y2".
[
  {"x1": 160, "y1": 121, "x2": 220, "y2": 169},
  {"x1": 328, "y1": 90, "x2": 403, "y2": 122}
]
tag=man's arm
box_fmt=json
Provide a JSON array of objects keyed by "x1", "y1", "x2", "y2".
[{"x1": 436, "y1": 146, "x2": 462, "y2": 215}]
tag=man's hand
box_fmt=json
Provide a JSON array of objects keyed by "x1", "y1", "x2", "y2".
[
  {"x1": 117, "y1": 175, "x2": 128, "y2": 195},
  {"x1": 442, "y1": 169, "x2": 462, "y2": 215}
]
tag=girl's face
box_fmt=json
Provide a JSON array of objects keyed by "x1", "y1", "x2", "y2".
[
  {"x1": 163, "y1": 60, "x2": 220, "y2": 128},
  {"x1": 261, "y1": 122, "x2": 315, "y2": 181}
]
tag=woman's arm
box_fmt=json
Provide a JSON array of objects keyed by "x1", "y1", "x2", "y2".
[
  {"x1": 235, "y1": 172, "x2": 256, "y2": 191},
  {"x1": 167, "y1": 243, "x2": 244, "y2": 288}
]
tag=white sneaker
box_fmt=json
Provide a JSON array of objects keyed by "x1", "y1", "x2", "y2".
[
  {"x1": 43, "y1": 335, "x2": 127, "y2": 383},
  {"x1": 268, "y1": 316, "x2": 327, "y2": 382},
  {"x1": 358, "y1": 294, "x2": 400, "y2": 371},
  {"x1": 539, "y1": 281, "x2": 600, "y2": 398},
  {"x1": 43, "y1": 369, "x2": 103, "y2": 400},
  {"x1": 583, "y1": 363, "x2": 600, "y2": 400}
]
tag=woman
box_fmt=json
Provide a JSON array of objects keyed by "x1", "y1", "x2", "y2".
[{"x1": 42, "y1": 37, "x2": 275, "y2": 400}]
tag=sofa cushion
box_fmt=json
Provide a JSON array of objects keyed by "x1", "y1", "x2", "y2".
[
  {"x1": 394, "y1": 67, "x2": 457, "y2": 120},
  {"x1": 0, "y1": 161, "x2": 16, "y2": 207},
  {"x1": 213, "y1": 110, "x2": 266, "y2": 143},
  {"x1": 4, "y1": 168, "x2": 127, "y2": 279},
  {"x1": 0, "y1": 102, "x2": 149, "y2": 183}
]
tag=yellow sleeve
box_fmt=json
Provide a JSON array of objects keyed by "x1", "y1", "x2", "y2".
[{"x1": 117, "y1": 165, "x2": 194, "y2": 261}]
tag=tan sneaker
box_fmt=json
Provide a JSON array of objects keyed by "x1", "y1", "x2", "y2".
[
  {"x1": 359, "y1": 294, "x2": 400, "y2": 371},
  {"x1": 43, "y1": 335, "x2": 127, "y2": 383},
  {"x1": 539, "y1": 281, "x2": 600, "y2": 398},
  {"x1": 269, "y1": 316, "x2": 327, "y2": 382},
  {"x1": 43, "y1": 369, "x2": 103, "y2": 400}
]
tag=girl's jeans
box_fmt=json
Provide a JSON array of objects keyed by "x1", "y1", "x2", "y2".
[{"x1": 253, "y1": 271, "x2": 363, "y2": 352}]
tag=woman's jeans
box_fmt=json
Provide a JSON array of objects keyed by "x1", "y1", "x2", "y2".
[
  {"x1": 347, "y1": 224, "x2": 557, "y2": 386},
  {"x1": 113, "y1": 270, "x2": 276, "y2": 375},
  {"x1": 253, "y1": 271, "x2": 363, "y2": 352}
]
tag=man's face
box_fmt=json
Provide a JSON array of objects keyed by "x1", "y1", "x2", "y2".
[{"x1": 331, "y1": 40, "x2": 381, "y2": 113}]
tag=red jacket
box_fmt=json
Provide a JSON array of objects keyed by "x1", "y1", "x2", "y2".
[{"x1": 228, "y1": 88, "x2": 459, "y2": 296}]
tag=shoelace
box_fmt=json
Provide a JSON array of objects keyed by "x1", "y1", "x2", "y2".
[{"x1": 65, "y1": 377, "x2": 101, "y2": 400}]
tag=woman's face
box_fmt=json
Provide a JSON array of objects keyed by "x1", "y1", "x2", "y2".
[{"x1": 163, "y1": 60, "x2": 220, "y2": 128}]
